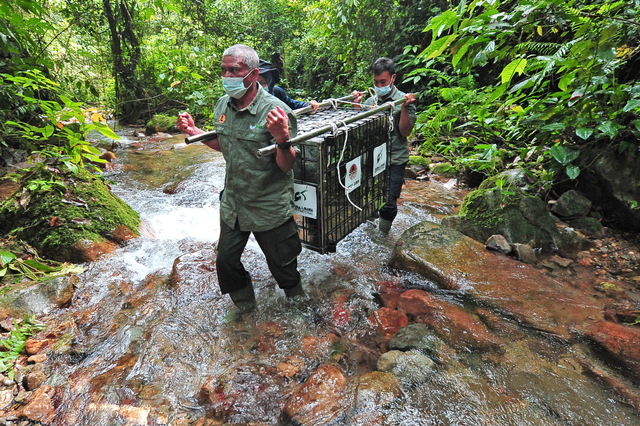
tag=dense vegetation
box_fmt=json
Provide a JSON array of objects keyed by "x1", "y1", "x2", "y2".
[{"x1": 1, "y1": 0, "x2": 639, "y2": 197}]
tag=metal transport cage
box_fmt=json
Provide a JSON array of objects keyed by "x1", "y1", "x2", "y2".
[{"x1": 292, "y1": 107, "x2": 391, "y2": 254}]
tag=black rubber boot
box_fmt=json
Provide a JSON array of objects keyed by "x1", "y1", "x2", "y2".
[
  {"x1": 229, "y1": 284, "x2": 257, "y2": 312},
  {"x1": 379, "y1": 218, "x2": 392, "y2": 234},
  {"x1": 284, "y1": 282, "x2": 305, "y2": 298}
]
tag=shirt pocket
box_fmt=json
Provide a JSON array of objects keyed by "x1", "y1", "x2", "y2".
[{"x1": 243, "y1": 128, "x2": 277, "y2": 171}]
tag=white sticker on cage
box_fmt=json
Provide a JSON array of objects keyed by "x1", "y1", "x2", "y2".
[
  {"x1": 293, "y1": 183, "x2": 317, "y2": 219},
  {"x1": 373, "y1": 143, "x2": 387, "y2": 177},
  {"x1": 345, "y1": 156, "x2": 362, "y2": 193}
]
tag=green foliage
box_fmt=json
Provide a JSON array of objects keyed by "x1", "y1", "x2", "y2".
[
  {"x1": 0, "y1": 315, "x2": 46, "y2": 379},
  {"x1": 410, "y1": 0, "x2": 640, "y2": 187}
]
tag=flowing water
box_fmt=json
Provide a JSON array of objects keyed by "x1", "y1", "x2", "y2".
[{"x1": 41, "y1": 128, "x2": 640, "y2": 425}]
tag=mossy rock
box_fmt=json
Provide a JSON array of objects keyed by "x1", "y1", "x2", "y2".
[
  {"x1": 0, "y1": 166, "x2": 140, "y2": 262},
  {"x1": 442, "y1": 187, "x2": 590, "y2": 257},
  {"x1": 431, "y1": 162, "x2": 453, "y2": 175},
  {"x1": 145, "y1": 114, "x2": 178, "y2": 135},
  {"x1": 408, "y1": 155, "x2": 430, "y2": 169}
]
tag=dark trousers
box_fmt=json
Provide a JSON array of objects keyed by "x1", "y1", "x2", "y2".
[
  {"x1": 216, "y1": 217, "x2": 302, "y2": 295},
  {"x1": 379, "y1": 163, "x2": 406, "y2": 222}
]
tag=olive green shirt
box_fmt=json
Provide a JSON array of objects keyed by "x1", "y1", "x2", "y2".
[
  {"x1": 214, "y1": 85, "x2": 298, "y2": 232},
  {"x1": 365, "y1": 86, "x2": 416, "y2": 166}
]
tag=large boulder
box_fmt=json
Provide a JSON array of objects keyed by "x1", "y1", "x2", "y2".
[
  {"x1": 145, "y1": 114, "x2": 178, "y2": 135},
  {"x1": 0, "y1": 167, "x2": 139, "y2": 262},
  {"x1": 576, "y1": 145, "x2": 640, "y2": 231},
  {"x1": 389, "y1": 221, "x2": 603, "y2": 341},
  {"x1": 442, "y1": 186, "x2": 590, "y2": 257}
]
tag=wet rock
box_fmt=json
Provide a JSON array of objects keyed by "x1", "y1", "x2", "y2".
[
  {"x1": 170, "y1": 248, "x2": 218, "y2": 294},
  {"x1": 375, "y1": 281, "x2": 404, "y2": 310},
  {"x1": 511, "y1": 243, "x2": 536, "y2": 264},
  {"x1": 7, "y1": 384, "x2": 55, "y2": 424},
  {"x1": 387, "y1": 323, "x2": 441, "y2": 356},
  {"x1": 355, "y1": 371, "x2": 402, "y2": 411},
  {"x1": 584, "y1": 321, "x2": 640, "y2": 380},
  {"x1": 283, "y1": 364, "x2": 348, "y2": 425},
  {"x1": 24, "y1": 339, "x2": 50, "y2": 356},
  {"x1": 376, "y1": 350, "x2": 434, "y2": 385},
  {"x1": 23, "y1": 371, "x2": 45, "y2": 391},
  {"x1": 27, "y1": 354, "x2": 47, "y2": 364},
  {"x1": 370, "y1": 308, "x2": 408, "y2": 336},
  {"x1": 0, "y1": 275, "x2": 76, "y2": 318},
  {"x1": 65, "y1": 238, "x2": 119, "y2": 263},
  {"x1": 568, "y1": 216, "x2": 604, "y2": 238},
  {"x1": 551, "y1": 190, "x2": 592, "y2": 218},
  {"x1": 397, "y1": 290, "x2": 504, "y2": 353},
  {"x1": 441, "y1": 187, "x2": 590, "y2": 257},
  {"x1": 404, "y1": 167, "x2": 418, "y2": 179},
  {"x1": 389, "y1": 222, "x2": 603, "y2": 340},
  {"x1": 106, "y1": 224, "x2": 138, "y2": 245},
  {"x1": 0, "y1": 386, "x2": 15, "y2": 410},
  {"x1": 485, "y1": 234, "x2": 511, "y2": 255}
]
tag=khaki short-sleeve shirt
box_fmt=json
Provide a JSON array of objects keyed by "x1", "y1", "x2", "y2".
[{"x1": 214, "y1": 85, "x2": 298, "y2": 232}]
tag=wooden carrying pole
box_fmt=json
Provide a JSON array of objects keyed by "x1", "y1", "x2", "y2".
[
  {"x1": 184, "y1": 95, "x2": 357, "y2": 145},
  {"x1": 255, "y1": 97, "x2": 406, "y2": 158}
]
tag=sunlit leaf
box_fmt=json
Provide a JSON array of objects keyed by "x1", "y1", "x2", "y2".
[
  {"x1": 23, "y1": 259, "x2": 59, "y2": 272},
  {"x1": 537, "y1": 26, "x2": 543, "y2": 36},
  {"x1": 0, "y1": 251, "x2": 16, "y2": 267},
  {"x1": 623, "y1": 99, "x2": 640, "y2": 112},
  {"x1": 500, "y1": 58, "x2": 527, "y2": 84},
  {"x1": 170, "y1": 80, "x2": 181, "y2": 88},
  {"x1": 576, "y1": 127, "x2": 594, "y2": 140}
]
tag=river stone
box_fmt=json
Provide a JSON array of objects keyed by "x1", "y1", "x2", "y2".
[
  {"x1": 511, "y1": 243, "x2": 537, "y2": 264},
  {"x1": 568, "y1": 216, "x2": 604, "y2": 238},
  {"x1": 387, "y1": 323, "x2": 441, "y2": 356},
  {"x1": 389, "y1": 221, "x2": 603, "y2": 341},
  {"x1": 355, "y1": 371, "x2": 403, "y2": 410},
  {"x1": 0, "y1": 385, "x2": 15, "y2": 410},
  {"x1": 0, "y1": 275, "x2": 76, "y2": 318},
  {"x1": 376, "y1": 350, "x2": 434, "y2": 385},
  {"x1": 396, "y1": 290, "x2": 504, "y2": 353},
  {"x1": 370, "y1": 307, "x2": 408, "y2": 336},
  {"x1": 584, "y1": 321, "x2": 640, "y2": 381},
  {"x1": 441, "y1": 187, "x2": 590, "y2": 258},
  {"x1": 551, "y1": 190, "x2": 592, "y2": 218},
  {"x1": 283, "y1": 364, "x2": 348, "y2": 425},
  {"x1": 24, "y1": 370, "x2": 46, "y2": 391},
  {"x1": 7, "y1": 384, "x2": 55, "y2": 424},
  {"x1": 485, "y1": 234, "x2": 511, "y2": 254}
]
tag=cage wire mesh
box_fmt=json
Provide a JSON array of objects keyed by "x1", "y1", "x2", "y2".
[{"x1": 293, "y1": 107, "x2": 390, "y2": 254}]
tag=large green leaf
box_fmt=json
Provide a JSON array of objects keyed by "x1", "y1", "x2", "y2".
[
  {"x1": 0, "y1": 251, "x2": 16, "y2": 268},
  {"x1": 576, "y1": 127, "x2": 594, "y2": 140},
  {"x1": 500, "y1": 58, "x2": 527, "y2": 84},
  {"x1": 623, "y1": 99, "x2": 640, "y2": 113}
]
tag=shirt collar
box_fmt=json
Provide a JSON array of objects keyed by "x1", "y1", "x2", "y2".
[{"x1": 228, "y1": 83, "x2": 263, "y2": 114}]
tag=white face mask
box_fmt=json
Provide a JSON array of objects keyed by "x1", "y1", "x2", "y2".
[
  {"x1": 221, "y1": 70, "x2": 252, "y2": 99},
  {"x1": 374, "y1": 78, "x2": 394, "y2": 98}
]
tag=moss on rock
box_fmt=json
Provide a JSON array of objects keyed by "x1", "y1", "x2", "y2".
[
  {"x1": 145, "y1": 114, "x2": 178, "y2": 135},
  {"x1": 0, "y1": 167, "x2": 139, "y2": 261}
]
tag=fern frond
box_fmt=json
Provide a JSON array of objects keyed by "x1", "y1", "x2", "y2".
[{"x1": 515, "y1": 41, "x2": 563, "y2": 56}]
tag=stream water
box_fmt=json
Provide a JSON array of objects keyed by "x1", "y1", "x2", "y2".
[{"x1": 41, "y1": 127, "x2": 640, "y2": 425}]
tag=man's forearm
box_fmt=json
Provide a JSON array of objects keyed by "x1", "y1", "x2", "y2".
[{"x1": 399, "y1": 107, "x2": 414, "y2": 137}]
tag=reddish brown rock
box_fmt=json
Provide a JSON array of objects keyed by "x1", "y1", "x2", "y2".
[
  {"x1": 398, "y1": 290, "x2": 504, "y2": 352},
  {"x1": 67, "y1": 238, "x2": 119, "y2": 263},
  {"x1": 370, "y1": 308, "x2": 408, "y2": 336},
  {"x1": 283, "y1": 364, "x2": 348, "y2": 425},
  {"x1": 24, "y1": 339, "x2": 50, "y2": 356},
  {"x1": 8, "y1": 384, "x2": 55, "y2": 424},
  {"x1": 24, "y1": 370, "x2": 46, "y2": 391},
  {"x1": 355, "y1": 371, "x2": 402, "y2": 409},
  {"x1": 108, "y1": 224, "x2": 138, "y2": 244},
  {"x1": 390, "y1": 222, "x2": 603, "y2": 340},
  {"x1": 584, "y1": 321, "x2": 640, "y2": 379},
  {"x1": 376, "y1": 281, "x2": 404, "y2": 309},
  {"x1": 396, "y1": 289, "x2": 442, "y2": 317}
]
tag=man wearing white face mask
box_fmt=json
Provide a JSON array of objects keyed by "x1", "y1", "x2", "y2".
[
  {"x1": 176, "y1": 44, "x2": 303, "y2": 313},
  {"x1": 352, "y1": 57, "x2": 417, "y2": 234}
]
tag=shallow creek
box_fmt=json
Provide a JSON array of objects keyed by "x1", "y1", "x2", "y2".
[{"x1": 41, "y1": 127, "x2": 640, "y2": 425}]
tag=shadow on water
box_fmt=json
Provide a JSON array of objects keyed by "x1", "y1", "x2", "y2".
[{"x1": 42, "y1": 129, "x2": 640, "y2": 425}]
